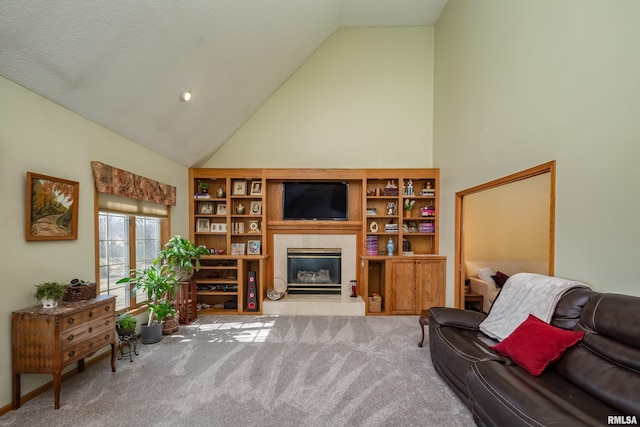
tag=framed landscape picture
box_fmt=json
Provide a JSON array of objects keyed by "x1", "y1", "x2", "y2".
[{"x1": 26, "y1": 172, "x2": 79, "y2": 241}]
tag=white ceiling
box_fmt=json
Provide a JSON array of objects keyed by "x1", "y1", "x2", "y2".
[{"x1": 0, "y1": 0, "x2": 447, "y2": 167}]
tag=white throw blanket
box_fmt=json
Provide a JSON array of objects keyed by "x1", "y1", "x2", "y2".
[{"x1": 479, "y1": 273, "x2": 589, "y2": 341}]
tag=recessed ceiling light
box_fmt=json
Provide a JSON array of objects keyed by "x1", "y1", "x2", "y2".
[{"x1": 179, "y1": 90, "x2": 192, "y2": 102}]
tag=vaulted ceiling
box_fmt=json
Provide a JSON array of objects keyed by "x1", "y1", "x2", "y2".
[{"x1": 0, "y1": 1, "x2": 447, "y2": 167}]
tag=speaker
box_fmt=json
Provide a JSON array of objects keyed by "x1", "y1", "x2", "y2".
[{"x1": 246, "y1": 271, "x2": 258, "y2": 311}]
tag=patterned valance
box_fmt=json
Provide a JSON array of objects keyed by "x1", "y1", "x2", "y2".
[{"x1": 91, "y1": 161, "x2": 176, "y2": 206}]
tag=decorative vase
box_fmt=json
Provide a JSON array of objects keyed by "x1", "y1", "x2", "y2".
[
  {"x1": 216, "y1": 186, "x2": 225, "y2": 198},
  {"x1": 386, "y1": 238, "x2": 395, "y2": 256},
  {"x1": 236, "y1": 204, "x2": 245, "y2": 214},
  {"x1": 405, "y1": 210, "x2": 411, "y2": 218}
]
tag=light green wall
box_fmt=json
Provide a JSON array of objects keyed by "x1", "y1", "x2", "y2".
[
  {"x1": 203, "y1": 27, "x2": 435, "y2": 168},
  {"x1": 434, "y1": 0, "x2": 640, "y2": 302},
  {"x1": 0, "y1": 77, "x2": 188, "y2": 408}
]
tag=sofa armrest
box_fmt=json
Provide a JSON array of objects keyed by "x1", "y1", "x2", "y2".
[
  {"x1": 429, "y1": 307, "x2": 487, "y2": 330},
  {"x1": 469, "y1": 277, "x2": 500, "y2": 313}
]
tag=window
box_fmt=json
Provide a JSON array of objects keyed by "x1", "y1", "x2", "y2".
[{"x1": 98, "y1": 212, "x2": 164, "y2": 311}]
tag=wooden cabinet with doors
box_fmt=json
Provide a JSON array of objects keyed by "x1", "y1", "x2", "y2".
[{"x1": 362, "y1": 256, "x2": 445, "y2": 315}]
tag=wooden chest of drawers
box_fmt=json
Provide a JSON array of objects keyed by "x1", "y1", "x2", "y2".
[{"x1": 12, "y1": 295, "x2": 117, "y2": 409}]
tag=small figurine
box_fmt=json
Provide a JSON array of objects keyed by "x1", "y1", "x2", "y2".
[
  {"x1": 407, "y1": 179, "x2": 414, "y2": 196},
  {"x1": 387, "y1": 201, "x2": 397, "y2": 215}
]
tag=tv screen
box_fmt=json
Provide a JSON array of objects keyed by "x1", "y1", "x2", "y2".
[{"x1": 283, "y1": 182, "x2": 348, "y2": 220}]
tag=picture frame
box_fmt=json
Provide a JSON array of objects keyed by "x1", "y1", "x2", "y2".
[
  {"x1": 247, "y1": 240, "x2": 261, "y2": 255},
  {"x1": 196, "y1": 218, "x2": 210, "y2": 232},
  {"x1": 216, "y1": 203, "x2": 227, "y2": 215},
  {"x1": 26, "y1": 172, "x2": 79, "y2": 241},
  {"x1": 211, "y1": 223, "x2": 227, "y2": 233},
  {"x1": 250, "y1": 181, "x2": 262, "y2": 196},
  {"x1": 199, "y1": 202, "x2": 214, "y2": 215},
  {"x1": 231, "y1": 243, "x2": 245, "y2": 255},
  {"x1": 232, "y1": 180, "x2": 247, "y2": 196},
  {"x1": 250, "y1": 200, "x2": 262, "y2": 215},
  {"x1": 248, "y1": 220, "x2": 260, "y2": 233}
]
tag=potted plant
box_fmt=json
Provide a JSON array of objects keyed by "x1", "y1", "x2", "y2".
[
  {"x1": 197, "y1": 180, "x2": 209, "y2": 194},
  {"x1": 154, "y1": 301, "x2": 179, "y2": 335},
  {"x1": 34, "y1": 281, "x2": 67, "y2": 308},
  {"x1": 156, "y1": 235, "x2": 209, "y2": 281},
  {"x1": 115, "y1": 313, "x2": 137, "y2": 337},
  {"x1": 116, "y1": 265, "x2": 178, "y2": 344}
]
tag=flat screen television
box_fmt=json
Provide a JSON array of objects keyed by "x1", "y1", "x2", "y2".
[{"x1": 282, "y1": 182, "x2": 348, "y2": 220}]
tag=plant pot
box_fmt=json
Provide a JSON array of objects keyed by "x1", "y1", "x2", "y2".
[
  {"x1": 140, "y1": 323, "x2": 163, "y2": 344},
  {"x1": 162, "y1": 315, "x2": 179, "y2": 335},
  {"x1": 41, "y1": 298, "x2": 59, "y2": 309},
  {"x1": 116, "y1": 324, "x2": 136, "y2": 337},
  {"x1": 173, "y1": 266, "x2": 191, "y2": 282}
]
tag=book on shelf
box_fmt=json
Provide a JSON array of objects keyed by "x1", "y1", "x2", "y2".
[{"x1": 194, "y1": 193, "x2": 212, "y2": 199}]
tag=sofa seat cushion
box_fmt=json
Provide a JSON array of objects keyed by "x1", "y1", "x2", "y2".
[
  {"x1": 467, "y1": 360, "x2": 622, "y2": 427},
  {"x1": 429, "y1": 308, "x2": 506, "y2": 401}
]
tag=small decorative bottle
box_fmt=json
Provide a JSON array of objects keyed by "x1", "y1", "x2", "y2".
[{"x1": 386, "y1": 238, "x2": 395, "y2": 256}]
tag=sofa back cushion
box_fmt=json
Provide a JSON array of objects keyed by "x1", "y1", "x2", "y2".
[{"x1": 555, "y1": 293, "x2": 640, "y2": 416}]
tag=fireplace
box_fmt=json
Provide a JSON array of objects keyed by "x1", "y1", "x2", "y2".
[{"x1": 287, "y1": 248, "x2": 342, "y2": 294}]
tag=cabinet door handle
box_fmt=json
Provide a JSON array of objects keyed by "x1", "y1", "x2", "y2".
[
  {"x1": 68, "y1": 334, "x2": 74, "y2": 341},
  {"x1": 88, "y1": 327, "x2": 93, "y2": 333}
]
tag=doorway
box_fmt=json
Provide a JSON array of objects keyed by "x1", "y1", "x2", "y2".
[{"x1": 454, "y1": 161, "x2": 556, "y2": 309}]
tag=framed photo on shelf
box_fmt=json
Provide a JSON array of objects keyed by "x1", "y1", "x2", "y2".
[
  {"x1": 231, "y1": 243, "x2": 245, "y2": 255},
  {"x1": 216, "y1": 203, "x2": 227, "y2": 215},
  {"x1": 199, "y1": 202, "x2": 214, "y2": 215},
  {"x1": 248, "y1": 220, "x2": 260, "y2": 233},
  {"x1": 247, "y1": 240, "x2": 261, "y2": 255},
  {"x1": 232, "y1": 180, "x2": 246, "y2": 196},
  {"x1": 250, "y1": 201, "x2": 262, "y2": 215},
  {"x1": 250, "y1": 181, "x2": 262, "y2": 196},
  {"x1": 211, "y1": 223, "x2": 227, "y2": 233},
  {"x1": 196, "y1": 218, "x2": 210, "y2": 233}
]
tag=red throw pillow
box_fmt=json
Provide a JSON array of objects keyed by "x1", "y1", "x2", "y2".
[{"x1": 491, "y1": 314, "x2": 584, "y2": 376}]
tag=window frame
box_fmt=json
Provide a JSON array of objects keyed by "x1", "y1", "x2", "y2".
[{"x1": 94, "y1": 190, "x2": 170, "y2": 315}]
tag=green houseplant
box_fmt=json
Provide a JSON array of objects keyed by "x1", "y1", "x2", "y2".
[
  {"x1": 156, "y1": 235, "x2": 209, "y2": 281},
  {"x1": 115, "y1": 313, "x2": 137, "y2": 336},
  {"x1": 117, "y1": 265, "x2": 178, "y2": 344},
  {"x1": 34, "y1": 281, "x2": 67, "y2": 308}
]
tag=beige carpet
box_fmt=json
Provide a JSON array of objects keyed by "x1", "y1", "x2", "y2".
[{"x1": 0, "y1": 315, "x2": 473, "y2": 427}]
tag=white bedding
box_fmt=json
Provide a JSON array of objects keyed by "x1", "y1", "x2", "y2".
[{"x1": 479, "y1": 273, "x2": 589, "y2": 341}]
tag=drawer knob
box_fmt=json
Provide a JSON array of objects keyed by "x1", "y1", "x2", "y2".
[
  {"x1": 68, "y1": 318, "x2": 75, "y2": 324},
  {"x1": 88, "y1": 311, "x2": 94, "y2": 318},
  {"x1": 104, "y1": 334, "x2": 110, "y2": 340},
  {"x1": 68, "y1": 334, "x2": 74, "y2": 341},
  {"x1": 104, "y1": 320, "x2": 110, "y2": 326},
  {"x1": 104, "y1": 305, "x2": 111, "y2": 312},
  {"x1": 88, "y1": 327, "x2": 93, "y2": 333},
  {"x1": 69, "y1": 350, "x2": 75, "y2": 357}
]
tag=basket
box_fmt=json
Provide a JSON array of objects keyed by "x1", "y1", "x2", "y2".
[
  {"x1": 63, "y1": 282, "x2": 97, "y2": 301},
  {"x1": 368, "y1": 293, "x2": 382, "y2": 313}
]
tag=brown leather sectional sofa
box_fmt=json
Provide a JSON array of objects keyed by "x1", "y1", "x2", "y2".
[{"x1": 428, "y1": 288, "x2": 640, "y2": 426}]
